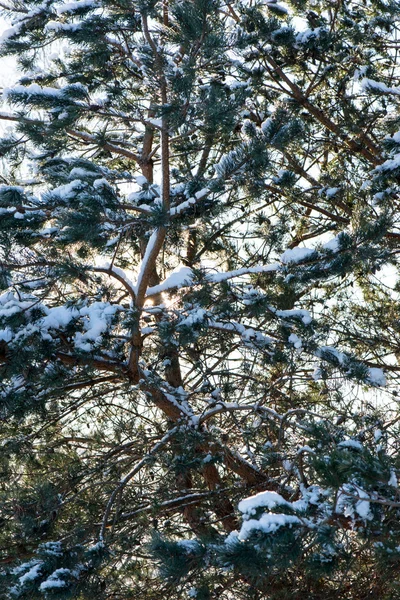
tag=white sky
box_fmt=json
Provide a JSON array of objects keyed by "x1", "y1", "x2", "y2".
[{"x1": 0, "y1": 17, "x2": 17, "y2": 90}]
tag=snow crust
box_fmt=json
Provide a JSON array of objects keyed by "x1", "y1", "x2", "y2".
[
  {"x1": 361, "y1": 77, "x2": 400, "y2": 95},
  {"x1": 296, "y1": 26, "x2": 324, "y2": 45},
  {"x1": 323, "y1": 235, "x2": 341, "y2": 252},
  {"x1": 238, "y1": 490, "x2": 290, "y2": 515},
  {"x1": 275, "y1": 308, "x2": 312, "y2": 325},
  {"x1": 45, "y1": 21, "x2": 81, "y2": 32},
  {"x1": 374, "y1": 154, "x2": 400, "y2": 173},
  {"x1": 207, "y1": 264, "x2": 279, "y2": 283},
  {"x1": 280, "y1": 247, "x2": 315, "y2": 264},
  {"x1": 235, "y1": 487, "x2": 321, "y2": 541},
  {"x1": 0, "y1": 24, "x2": 22, "y2": 43},
  {"x1": 337, "y1": 484, "x2": 373, "y2": 522},
  {"x1": 146, "y1": 266, "x2": 194, "y2": 297},
  {"x1": 48, "y1": 180, "x2": 83, "y2": 200},
  {"x1": 0, "y1": 292, "x2": 121, "y2": 354},
  {"x1": 4, "y1": 83, "x2": 63, "y2": 99},
  {"x1": 337, "y1": 440, "x2": 363, "y2": 451},
  {"x1": 239, "y1": 513, "x2": 301, "y2": 539},
  {"x1": 325, "y1": 187, "x2": 340, "y2": 198},
  {"x1": 288, "y1": 332, "x2": 302, "y2": 348},
  {"x1": 56, "y1": 0, "x2": 99, "y2": 14},
  {"x1": 14, "y1": 561, "x2": 42, "y2": 584},
  {"x1": 39, "y1": 568, "x2": 72, "y2": 590},
  {"x1": 367, "y1": 367, "x2": 386, "y2": 387}
]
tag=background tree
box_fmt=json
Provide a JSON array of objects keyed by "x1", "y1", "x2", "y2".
[{"x1": 0, "y1": 0, "x2": 400, "y2": 598}]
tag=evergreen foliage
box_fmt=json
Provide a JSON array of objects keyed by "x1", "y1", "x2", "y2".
[{"x1": 0, "y1": 0, "x2": 400, "y2": 598}]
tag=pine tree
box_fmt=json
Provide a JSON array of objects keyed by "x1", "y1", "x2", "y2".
[{"x1": 1, "y1": 0, "x2": 400, "y2": 598}]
